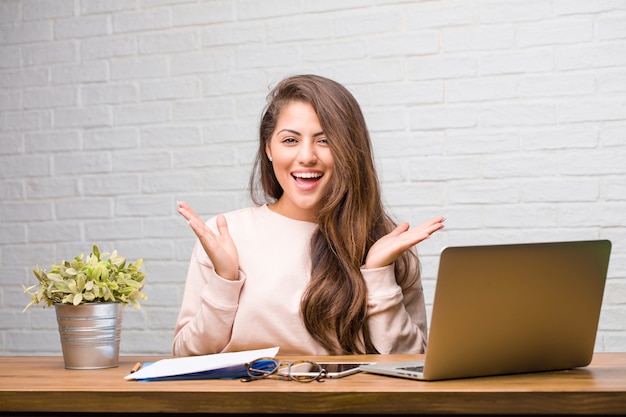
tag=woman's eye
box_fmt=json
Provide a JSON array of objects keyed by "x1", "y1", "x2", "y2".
[
  {"x1": 318, "y1": 138, "x2": 328, "y2": 145},
  {"x1": 282, "y1": 137, "x2": 297, "y2": 144}
]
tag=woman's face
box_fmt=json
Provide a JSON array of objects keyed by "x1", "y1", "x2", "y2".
[{"x1": 265, "y1": 100, "x2": 335, "y2": 222}]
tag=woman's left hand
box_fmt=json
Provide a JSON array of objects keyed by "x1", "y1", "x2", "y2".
[{"x1": 364, "y1": 216, "x2": 445, "y2": 269}]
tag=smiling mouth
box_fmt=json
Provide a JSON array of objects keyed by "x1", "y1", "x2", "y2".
[{"x1": 292, "y1": 172, "x2": 323, "y2": 185}]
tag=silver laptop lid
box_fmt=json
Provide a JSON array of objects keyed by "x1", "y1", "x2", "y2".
[{"x1": 422, "y1": 239, "x2": 611, "y2": 381}]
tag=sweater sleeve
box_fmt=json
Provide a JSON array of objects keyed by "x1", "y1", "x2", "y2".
[
  {"x1": 363, "y1": 262, "x2": 428, "y2": 354},
  {"x1": 172, "y1": 240, "x2": 245, "y2": 356}
]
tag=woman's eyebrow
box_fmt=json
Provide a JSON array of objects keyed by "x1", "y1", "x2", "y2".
[{"x1": 276, "y1": 129, "x2": 325, "y2": 137}]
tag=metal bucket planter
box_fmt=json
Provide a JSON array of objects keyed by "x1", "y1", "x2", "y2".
[{"x1": 54, "y1": 303, "x2": 123, "y2": 370}]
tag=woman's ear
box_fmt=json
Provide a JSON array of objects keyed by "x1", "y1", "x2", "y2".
[{"x1": 265, "y1": 143, "x2": 272, "y2": 162}]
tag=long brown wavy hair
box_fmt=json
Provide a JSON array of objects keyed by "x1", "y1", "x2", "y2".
[{"x1": 250, "y1": 74, "x2": 419, "y2": 354}]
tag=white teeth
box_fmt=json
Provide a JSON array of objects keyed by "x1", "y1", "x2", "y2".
[{"x1": 293, "y1": 172, "x2": 322, "y2": 179}]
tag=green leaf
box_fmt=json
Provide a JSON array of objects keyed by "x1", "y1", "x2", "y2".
[
  {"x1": 77, "y1": 274, "x2": 86, "y2": 292},
  {"x1": 72, "y1": 293, "x2": 83, "y2": 306},
  {"x1": 47, "y1": 273, "x2": 63, "y2": 283}
]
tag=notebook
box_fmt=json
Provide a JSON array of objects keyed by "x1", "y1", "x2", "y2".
[{"x1": 360, "y1": 239, "x2": 612, "y2": 381}]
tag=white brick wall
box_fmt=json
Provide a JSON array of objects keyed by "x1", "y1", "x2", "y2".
[{"x1": 1, "y1": 0, "x2": 625, "y2": 355}]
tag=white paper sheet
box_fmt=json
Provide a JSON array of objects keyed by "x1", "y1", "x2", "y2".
[{"x1": 124, "y1": 346, "x2": 279, "y2": 380}]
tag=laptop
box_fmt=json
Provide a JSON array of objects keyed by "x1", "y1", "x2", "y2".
[{"x1": 360, "y1": 239, "x2": 611, "y2": 381}]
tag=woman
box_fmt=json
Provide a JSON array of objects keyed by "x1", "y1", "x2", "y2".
[{"x1": 173, "y1": 74, "x2": 445, "y2": 356}]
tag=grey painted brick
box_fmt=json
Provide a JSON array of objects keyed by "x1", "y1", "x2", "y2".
[
  {"x1": 1, "y1": 109, "x2": 52, "y2": 132},
  {"x1": 23, "y1": 42, "x2": 76, "y2": 67},
  {"x1": 0, "y1": 224, "x2": 27, "y2": 244},
  {"x1": 556, "y1": 43, "x2": 626, "y2": 70},
  {"x1": 51, "y1": 62, "x2": 109, "y2": 85},
  {"x1": 54, "y1": 107, "x2": 112, "y2": 129},
  {"x1": 369, "y1": 31, "x2": 440, "y2": 58},
  {"x1": 82, "y1": 174, "x2": 141, "y2": 196},
  {"x1": 112, "y1": 152, "x2": 171, "y2": 174},
  {"x1": 83, "y1": 128, "x2": 140, "y2": 150},
  {"x1": 606, "y1": 179, "x2": 626, "y2": 201},
  {"x1": 25, "y1": 131, "x2": 81, "y2": 152},
  {"x1": 481, "y1": 103, "x2": 555, "y2": 127},
  {"x1": 22, "y1": 0, "x2": 74, "y2": 21},
  {"x1": 0, "y1": 68, "x2": 49, "y2": 89},
  {"x1": 201, "y1": 22, "x2": 264, "y2": 47},
  {"x1": 478, "y1": 0, "x2": 552, "y2": 23},
  {"x1": 171, "y1": 2, "x2": 234, "y2": 26},
  {"x1": 173, "y1": 146, "x2": 237, "y2": 168},
  {"x1": 483, "y1": 154, "x2": 559, "y2": 178},
  {"x1": 236, "y1": 0, "x2": 301, "y2": 21},
  {"x1": 406, "y1": 1, "x2": 475, "y2": 29},
  {"x1": 55, "y1": 198, "x2": 114, "y2": 220},
  {"x1": 111, "y1": 56, "x2": 169, "y2": 80},
  {"x1": 81, "y1": 83, "x2": 138, "y2": 106},
  {"x1": 173, "y1": 98, "x2": 234, "y2": 121},
  {"x1": 447, "y1": 76, "x2": 518, "y2": 102},
  {"x1": 598, "y1": 71, "x2": 626, "y2": 94},
  {"x1": 139, "y1": 31, "x2": 199, "y2": 55},
  {"x1": 334, "y1": 10, "x2": 402, "y2": 38},
  {"x1": 1, "y1": 202, "x2": 54, "y2": 223},
  {"x1": 558, "y1": 98, "x2": 626, "y2": 123},
  {"x1": 597, "y1": 13, "x2": 626, "y2": 40},
  {"x1": 54, "y1": 16, "x2": 111, "y2": 39},
  {"x1": 23, "y1": 86, "x2": 77, "y2": 110},
  {"x1": 409, "y1": 156, "x2": 482, "y2": 181},
  {"x1": 112, "y1": 102, "x2": 171, "y2": 126},
  {"x1": 0, "y1": 46, "x2": 21, "y2": 68},
  {"x1": 1, "y1": 21, "x2": 52, "y2": 44},
  {"x1": 480, "y1": 48, "x2": 554, "y2": 76},
  {"x1": 113, "y1": 9, "x2": 172, "y2": 34},
  {"x1": 28, "y1": 221, "x2": 82, "y2": 243},
  {"x1": 116, "y1": 195, "x2": 174, "y2": 217},
  {"x1": 171, "y1": 50, "x2": 236, "y2": 75},
  {"x1": 83, "y1": 219, "x2": 143, "y2": 241},
  {"x1": 0, "y1": 155, "x2": 50, "y2": 178},
  {"x1": 140, "y1": 77, "x2": 201, "y2": 101},
  {"x1": 0, "y1": 91, "x2": 23, "y2": 110},
  {"x1": 54, "y1": 152, "x2": 113, "y2": 175},
  {"x1": 80, "y1": 0, "x2": 136, "y2": 15},
  {"x1": 410, "y1": 104, "x2": 479, "y2": 130},
  {"x1": 520, "y1": 127, "x2": 597, "y2": 151},
  {"x1": 447, "y1": 132, "x2": 519, "y2": 155},
  {"x1": 0, "y1": 2, "x2": 20, "y2": 24},
  {"x1": 80, "y1": 36, "x2": 137, "y2": 61},
  {"x1": 443, "y1": 26, "x2": 515, "y2": 52},
  {"x1": 142, "y1": 126, "x2": 202, "y2": 148},
  {"x1": 517, "y1": 16, "x2": 594, "y2": 47},
  {"x1": 0, "y1": 133, "x2": 23, "y2": 154}
]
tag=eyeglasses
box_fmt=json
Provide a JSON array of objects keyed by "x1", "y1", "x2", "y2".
[{"x1": 241, "y1": 357, "x2": 326, "y2": 383}]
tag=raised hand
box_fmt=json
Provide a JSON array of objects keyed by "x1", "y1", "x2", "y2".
[
  {"x1": 364, "y1": 216, "x2": 445, "y2": 269},
  {"x1": 177, "y1": 201, "x2": 239, "y2": 281}
]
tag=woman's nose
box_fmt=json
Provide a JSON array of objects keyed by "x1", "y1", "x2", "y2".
[{"x1": 297, "y1": 141, "x2": 318, "y2": 165}]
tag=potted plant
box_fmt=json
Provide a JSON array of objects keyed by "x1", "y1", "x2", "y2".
[{"x1": 22, "y1": 244, "x2": 147, "y2": 370}]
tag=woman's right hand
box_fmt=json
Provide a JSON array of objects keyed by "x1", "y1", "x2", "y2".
[{"x1": 177, "y1": 201, "x2": 240, "y2": 281}]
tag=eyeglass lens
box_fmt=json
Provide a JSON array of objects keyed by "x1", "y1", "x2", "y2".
[{"x1": 245, "y1": 358, "x2": 324, "y2": 383}]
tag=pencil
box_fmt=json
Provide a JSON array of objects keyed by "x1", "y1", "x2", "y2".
[{"x1": 130, "y1": 362, "x2": 142, "y2": 373}]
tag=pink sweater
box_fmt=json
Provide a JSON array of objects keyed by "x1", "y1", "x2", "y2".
[{"x1": 172, "y1": 204, "x2": 427, "y2": 356}]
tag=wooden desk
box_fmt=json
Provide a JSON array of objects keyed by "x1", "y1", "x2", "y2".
[{"x1": 1, "y1": 353, "x2": 626, "y2": 416}]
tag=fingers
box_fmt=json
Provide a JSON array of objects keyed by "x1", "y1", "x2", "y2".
[
  {"x1": 389, "y1": 222, "x2": 410, "y2": 236},
  {"x1": 215, "y1": 213, "x2": 230, "y2": 236},
  {"x1": 402, "y1": 216, "x2": 445, "y2": 244},
  {"x1": 177, "y1": 200, "x2": 198, "y2": 222},
  {"x1": 177, "y1": 201, "x2": 232, "y2": 241},
  {"x1": 177, "y1": 201, "x2": 213, "y2": 238}
]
